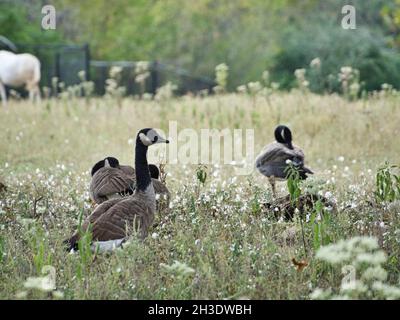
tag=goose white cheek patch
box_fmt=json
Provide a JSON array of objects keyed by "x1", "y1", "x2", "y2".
[{"x1": 139, "y1": 133, "x2": 152, "y2": 146}]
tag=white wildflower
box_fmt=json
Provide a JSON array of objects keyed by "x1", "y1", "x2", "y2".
[
  {"x1": 310, "y1": 288, "x2": 332, "y2": 300},
  {"x1": 355, "y1": 252, "x2": 386, "y2": 266},
  {"x1": 372, "y1": 282, "x2": 400, "y2": 299},
  {"x1": 52, "y1": 290, "x2": 64, "y2": 299},
  {"x1": 294, "y1": 68, "x2": 306, "y2": 79},
  {"x1": 310, "y1": 57, "x2": 321, "y2": 68},
  {"x1": 160, "y1": 260, "x2": 195, "y2": 277},
  {"x1": 340, "y1": 279, "x2": 367, "y2": 293},
  {"x1": 151, "y1": 232, "x2": 158, "y2": 239},
  {"x1": 15, "y1": 291, "x2": 28, "y2": 299},
  {"x1": 24, "y1": 276, "x2": 55, "y2": 292},
  {"x1": 362, "y1": 266, "x2": 388, "y2": 281}
]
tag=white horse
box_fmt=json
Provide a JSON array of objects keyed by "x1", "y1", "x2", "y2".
[{"x1": 0, "y1": 50, "x2": 41, "y2": 106}]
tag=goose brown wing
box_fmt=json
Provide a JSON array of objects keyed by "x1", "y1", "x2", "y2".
[
  {"x1": 119, "y1": 165, "x2": 135, "y2": 177},
  {"x1": 91, "y1": 167, "x2": 136, "y2": 202},
  {"x1": 152, "y1": 179, "x2": 170, "y2": 197},
  {"x1": 291, "y1": 146, "x2": 306, "y2": 167},
  {"x1": 64, "y1": 198, "x2": 122, "y2": 250},
  {"x1": 90, "y1": 197, "x2": 154, "y2": 241},
  {"x1": 256, "y1": 143, "x2": 305, "y2": 167},
  {"x1": 81, "y1": 198, "x2": 122, "y2": 232}
]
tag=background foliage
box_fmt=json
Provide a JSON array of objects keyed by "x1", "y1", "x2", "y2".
[{"x1": 0, "y1": 0, "x2": 399, "y2": 92}]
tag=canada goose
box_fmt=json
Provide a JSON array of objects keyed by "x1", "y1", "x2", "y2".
[
  {"x1": 89, "y1": 157, "x2": 162, "y2": 204},
  {"x1": 66, "y1": 128, "x2": 169, "y2": 251},
  {"x1": 255, "y1": 125, "x2": 313, "y2": 196},
  {"x1": 89, "y1": 157, "x2": 135, "y2": 204}
]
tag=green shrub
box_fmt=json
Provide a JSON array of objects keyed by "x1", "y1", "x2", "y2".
[{"x1": 271, "y1": 21, "x2": 400, "y2": 93}]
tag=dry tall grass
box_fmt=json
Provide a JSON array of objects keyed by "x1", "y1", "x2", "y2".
[{"x1": 0, "y1": 91, "x2": 399, "y2": 299}]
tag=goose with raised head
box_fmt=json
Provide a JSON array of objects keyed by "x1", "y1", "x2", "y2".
[
  {"x1": 89, "y1": 157, "x2": 161, "y2": 204},
  {"x1": 66, "y1": 128, "x2": 169, "y2": 251},
  {"x1": 255, "y1": 125, "x2": 313, "y2": 197}
]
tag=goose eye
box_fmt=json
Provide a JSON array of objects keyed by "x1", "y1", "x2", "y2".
[{"x1": 153, "y1": 136, "x2": 158, "y2": 143}]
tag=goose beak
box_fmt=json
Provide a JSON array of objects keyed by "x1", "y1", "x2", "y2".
[{"x1": 156, "y1": 137, "x2": 169, "y2": 144}]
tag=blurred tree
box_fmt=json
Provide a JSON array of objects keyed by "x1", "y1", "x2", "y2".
[
  {"x1": 53, "y1": 0, "x2": 296, "y2": 87},
  {"x1": 271, "y1": 0, "x2": 400, "y2": 92},
  {"x1": 381, "y1": 0, "x2": 400, "y2": 48},
  {"x1": 1, "y1": 0, "x2": 398, "y2": 91},
  {"x1": 0, "y1": 0, "x2": 62, "y2": 47}
]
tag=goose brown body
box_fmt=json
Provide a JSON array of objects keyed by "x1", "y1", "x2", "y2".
[
  {"x1": 90, "y1": 161, "x2": 169, "y2": 206},
  {"x1": 91, "y1": 189, "x2": 156, "y2": 240},
  {"x1": 68, "y1": 189, "x2": 156, "y2": 248},
  {"x1": 151, "y1": 179, "x2": 168, "y2": 195},
  {"x1": 255, "y1": 142, "x2": 310, "y2": 179},
  {"x1": 89, "y1": 166, "x2": 136, "y2": 204},
  {"x1": 89, "y1": 165, "x2": 170, "y2": 204},
  {"x1": 65, "y1": 128, "x2": 169, "y2": 251},
  {"x1": 255, "y1": 125, "x2": 313, "y2": 196}
]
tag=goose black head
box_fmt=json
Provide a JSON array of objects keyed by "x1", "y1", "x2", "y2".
[
  {"x1": 137, "y1": 128, "x2": 169, "y2": 147},
  {"x1": 104, "y1": 156, "x2": 119, "y2": 168},
  {"x1": 274, "y1": 125, "x2": 293, "y2": 149},
  {"x1": 90, "y1": 156, "x2": 120, "y2": 176},
  {"x1": 148, "y1": 164, "x2": 160, "y2": 179}
]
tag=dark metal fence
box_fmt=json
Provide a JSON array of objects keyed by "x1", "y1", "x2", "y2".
[
  {"x1": 90, "y1": 60, "x2": 215, "y2": 96},
  {"x1": 2, "y1": 39, "x2": 215, "y2": 96},
  {"x1": 16, "y1": 43, "x2": 90, "y2": 92}
]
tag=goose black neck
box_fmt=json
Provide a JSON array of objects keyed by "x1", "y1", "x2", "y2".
[{"x1": 135, "y1": 142, "x2": 151, "y2": 191}]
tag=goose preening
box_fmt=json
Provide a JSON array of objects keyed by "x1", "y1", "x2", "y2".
[
  {"x1": 66, "y1": 128, "x2": 169, "y2": 252},
  {"x1": 255, "y1": 125, "x2": 313, "y2": 196},
  {"x1": 89, "y1": 157, "x2": 136, "y2": 204},
  {"x1": 89, "y1": 157, "x2": 165, "y2": 205}
]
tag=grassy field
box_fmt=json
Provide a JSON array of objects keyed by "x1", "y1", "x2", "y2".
[{"x1": 0, "y1": 91, "x2": 400, "y2": 299}]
